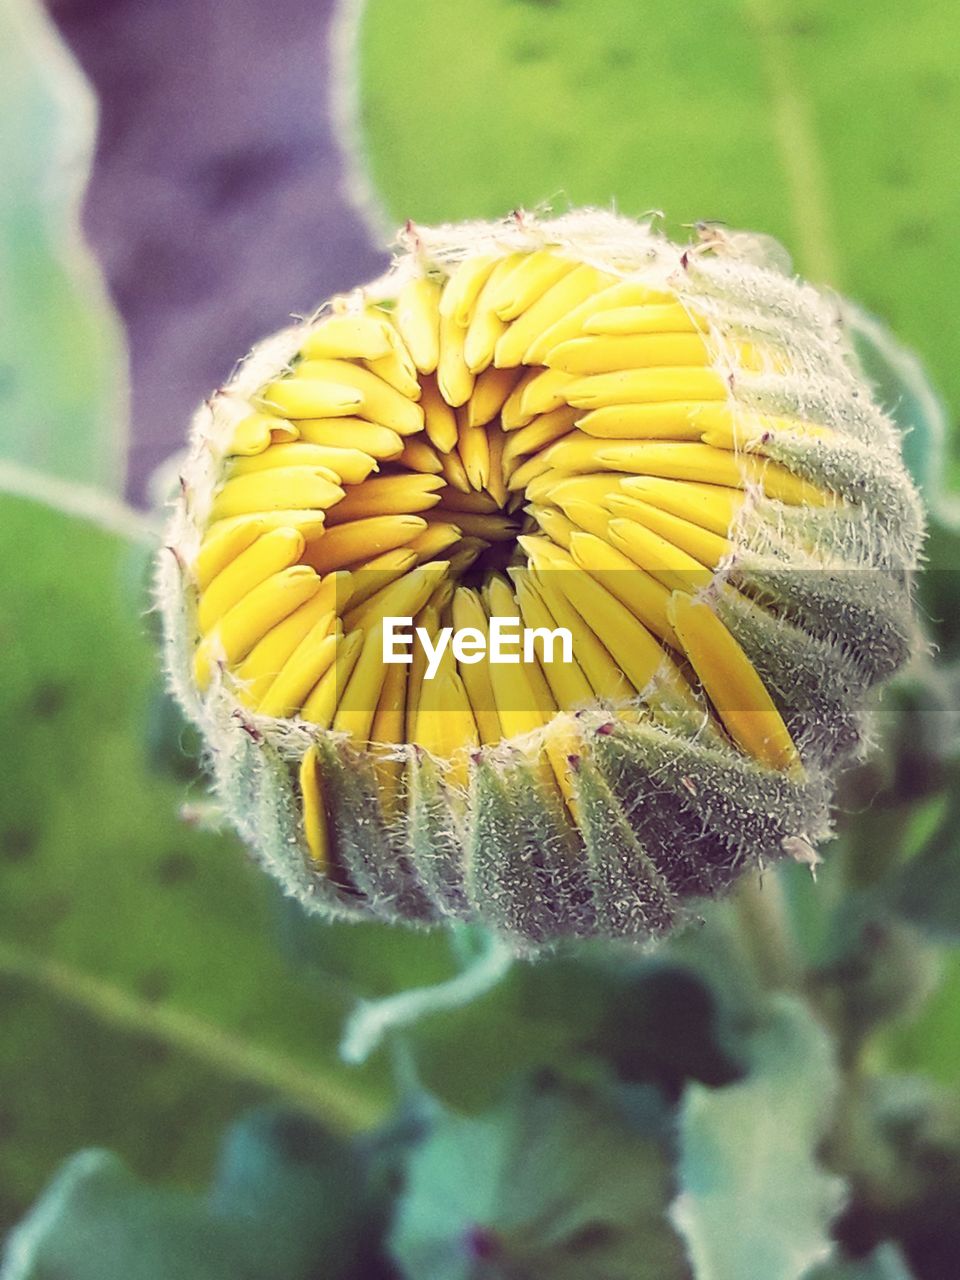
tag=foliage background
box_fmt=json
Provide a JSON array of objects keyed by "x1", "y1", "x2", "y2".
[{"x1": 1, "y1": 0, "x2": 959, "y2": 1276}]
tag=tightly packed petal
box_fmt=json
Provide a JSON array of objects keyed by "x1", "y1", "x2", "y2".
[{"x1": 158, "y1": 211, "x2": 924, "y2": 946}]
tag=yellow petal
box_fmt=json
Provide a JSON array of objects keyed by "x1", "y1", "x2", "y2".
[
  {"x1": 423, "y1": 508, "x2": 518, "y2": 541},
  {"x1": 295, "y1": 417, "x2": 404, "y2": 460},
  {"x1": 333, "y1": 621, "x2": 396, "y2": 743},
  {"x1": 545, "y1": 332, "x2": 710, "y2": 375},
  {"x1": 526, "y1": 502, "x2": 577, "y2": 549},
  {"x1": 299, "y1": 745, "x2": 330, "y2": 871},
  {"x1": 618, "y1": 476, "x2": 744, "y2": 536},
  {"x1": 405, "y1": 603, "x2": 439, "y2": 741},
  {"x1": 440, "y1": 447, "x2": 472, "y2": 494},
  {"x1": 554, "y1": 497, "x2": 612, "y2": 541},
  {"x1": 302, "y1": 515, "x2": 428, "y2": 574},
  {"x1": 193, "y1": 566, "x2": 321, "y2": 689},
  {"x1": 439, "y1": 254, "x2": 499, "y2": 326},
  {"x1": 463, "y1": 254, "x2": 521, "y2": 372},
  {"x1": 344, "y1": 560, "x2": 448, "y2": 633},
  {"x1": 192, "y1": 518, "x2": 267, "y2": 591},
  {"x1": 254, "y1": 615, "x2": 340, "y2": 718},
  {"x1": 210, "y1": 467, "x2": 344, "y2": 521},
  {"x1": 667, "y1": 592, "x2": 800, "y2": 772},
  {"x1": 370, "y1": 661, "x2": 408, "y2": 818},
  {"x1": 342, "y1": 548, "x2": 417, "y2": 606},
  {"x1": 607, "y1": 517, "x2": 712, "y2": 592},
  {"x1": 605, "y1": 494, "x2": 732, "y2": 567},
  {"x1": 518, "y1": 367, "x2": 578, "y2": 418},
  {"x1": 398, "y1": 437, "x2": 444, "y2": 475},
  {"x1": 587, "y1": 441, "x2": 831, "y2": 506},
  {"x1": 512, "y1": 571, "x2": 593, "y2": 709},
  {"x1": 583, "y1": 301, "x2": 698, "y2": 335},
  {"x1": 436, "y1": 488, "x2": 500, "y2": 515},
  {"x1": 566, "y1": 530, "x2": 678, "y2": 648},
  {"x1": 295, "y1": 359, "x2": 424, "y2": 435},
  {"x1": 325, "y1": 473, "x2": 444, "y2": 525},
  {"x1": 300, "y1": 629, "x2": 363, "y2": 726},
  {"x1": 300, "y1": 312, "x2": 394, "y2": 360},
  {"x1": 522, "y1": 538, "x2": 674, "y2": 698},
  {"x1": 528, "y1": 278, "x2": 678, "y2": 364},
  {"x1": 364, "y1": 330, "x2": 421, "y2": 398},
  {"x1": 506, "y1": 449, "x2": 556, "y2": 493},
  {"x1": 198, "y1": 526, "x2": 305, "y2": 634},
  {"x1": 457, "y1": 416, "x2": 491, "y2": 490},
  {"x1": 259, "y1": 378, "x2": 363, "y2": 419},
  {"x1": 234, "y1": 573, "x2": 350, "y2": 706},
  {"x1": 415, "y1": 671, "x2": 479, "y2": 791},
  {"x1": 495, "y1": 264, "x2": 615, "y2": 367},
  {"x1": 466, "y1": 364, "x2": 522, "y2": 428},
  {"x1": 575, "y1": 402, "x2": 713, "y2": 440},
  {"x1": 502, "y1": 407, "x2": 578, "y2": 474},
  {"x1": 225, "y1": 412, "x2": 278, "y2": 457},
  {"x1": 529, "y1": 571, "x2": 629, "y2": 702},
  {"x1": 501, "y1": 366, "x2": 547, "y2": 430},
  {"x1": 437, "y1": 311, "x2": 475, "y2": 407},
  {"x1": 394, "y1": 275, "x2": 442, "y2": 373},
  {"x1": 489, "y1": 250, "x2": 577, "y2": 321},
  {"x1": 564, "y1": 367, "x2": 727, "y2": 409},
  {"x1": 227, "y1": 441, "x2": 378, "y2": 487},
  {"x1": 420, "y1": 375, "x2": 460, "y2": 453},
  {"x1": 405, "y1": 522, "x2": 464, "y2": 562},
  {"x1": 450, "y1": 587, "x2": 504, "y2": 746},
  {"x1": 485, "y1": 422, "x2": 508, "y2": 507}
]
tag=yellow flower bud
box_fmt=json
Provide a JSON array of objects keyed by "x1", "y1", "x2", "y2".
[{"x1": 158, "y1": 211, "x2": 924, "y2": 947}]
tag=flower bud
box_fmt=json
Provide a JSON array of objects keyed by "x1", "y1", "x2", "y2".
[{"x1": 157, "y1": 211, "x2": 924, "y2": 946}]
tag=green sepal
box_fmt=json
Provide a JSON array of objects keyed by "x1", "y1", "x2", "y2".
[
  {"x1": 315, "y1": 737, "x2": 438, "y2": 924},
  {"x1": 570, "y1": 753, "x2": 677, "y2": 936},
  {"x1": 466, "y1": 752, "x2": 593, "y2": 945},
  {"x1": 405, "y1": 749, "x2": 474, "y2": 918},
  {"x1": 590, "y1": 723, "x2": 738, "y2": 897}
]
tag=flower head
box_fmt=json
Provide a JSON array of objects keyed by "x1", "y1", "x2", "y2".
[{"x1": 158, "y1": 211, "x2": 923, "y2": 946}]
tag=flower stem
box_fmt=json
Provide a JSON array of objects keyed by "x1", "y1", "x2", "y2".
[{"x1": 733, "y1": 867, "x2": 801, "y2": 993}]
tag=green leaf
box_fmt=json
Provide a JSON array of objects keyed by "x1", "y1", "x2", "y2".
[
  {"x1": 877, "y1": 949, "x2": 960, "y2": 1089},
  {"x1": 1, "y1": 1107, "x2": 377, "y2": 1280},
  {"x1": 0, "y1": 493, "x2": 402, "y2": 1225},
  {"x1": 842, "y1": 304, "x2": 958, "y2": 527},
  {"x1": 886, "y1": 791, "x2": 960, "y2": 943},
  {"x1": 358, "y1": 0, "x2": 959, "y2": 468},
  {"x1": 0, "y1": 0, "x2": 127, "y2": 491},
  {"x1": 671, "y1": 997, "x2": 844, "y2": 1280},
  {"x1": 389, "y1": 1075, "x2": 687, "y2": 1280}
]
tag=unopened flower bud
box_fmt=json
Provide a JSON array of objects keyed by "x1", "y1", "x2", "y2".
[{"x1": 157, "y1": 211, "x2": 924, "y2": 947}]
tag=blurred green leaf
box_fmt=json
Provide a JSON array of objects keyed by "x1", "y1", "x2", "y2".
[
  {"x1": 0, "y1": 493, "x2": 403, "y2": 1224},
  {"x1": 671, "y1": 997, "x2": 844, "y2": 1280},
  {"x1": 877, "y1": 949, "x2": 960, "y2": 1089},
  {"x1": 1, "y1": 1107, "x2": 377, "y2": 1280},
  {"x1": 822, "y1": 1075, "x2": 960, "y2": 1278},
  {"x1": 842, "y1": 305, "x2": 958, "y2": 526},
  {"x1": 389, "y1": 1075, "x2": 687, "y2": 1280},
  {"x1": 885, "y1": 792, "x2": 960, "y2": 943},
  {"x1": 359, "y1": 0, "x2": 958, "y2": 468},
  {"x1": 0, "y1": 0, "x2": 127, "y2": 491}
]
